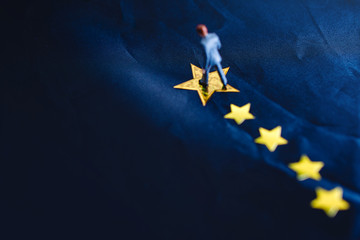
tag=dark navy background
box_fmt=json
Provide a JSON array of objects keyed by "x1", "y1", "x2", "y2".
[{"x1": 3, "y1": 0, "x2": 360, "y2": 239}]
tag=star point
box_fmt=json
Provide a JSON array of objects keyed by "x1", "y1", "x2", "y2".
[
  {"x1": 174, "y1": 64, "x2": 239, "y2": 106},
  {"x1": 224, "y1": 103, "x2": 255, "y2": 125},
  {"x1": 254, "y1": 126, "x2": 288, "y2": 152},
  {"x1": 311, "y1": 187, "x2": 350, "y2": 217},
  {"x1": 289, "y1": 155, "x2": 324, "y2": 181}
]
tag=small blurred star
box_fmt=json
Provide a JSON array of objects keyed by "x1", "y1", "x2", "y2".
[
  {"x1": 289, "y1": 155, "x2": 324, "y2": 181},
  {"x1": 311, "y1": 187, "x2": 350, "y2": 218},
  {"x1": 224, "y1": 103, "x2": 255, "y2": 125},
  {"x1": 254, "y1": 126, "x2": 288, "y2": 152}
]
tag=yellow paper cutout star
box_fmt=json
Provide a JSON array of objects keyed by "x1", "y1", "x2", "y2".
[
  {"x1": 288, "y1": 155, "x2": 324, "y2": 181},
  {"x1": 254, "y1": 126, "x2": 288, "y2": 152},
  {"x1": 311, "y1": 187, "x2": 350, "y2": 217},
  {"x1": 224, "y1": 103, "x2": 255, "y2": 125},
  {"x1": 174, "y1": 64, "x2": 239, "y2": 106}
]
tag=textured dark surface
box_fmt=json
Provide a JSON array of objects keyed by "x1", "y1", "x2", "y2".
[{"x1": 3, "y1": 0, "x2": 360, "y2": 239}]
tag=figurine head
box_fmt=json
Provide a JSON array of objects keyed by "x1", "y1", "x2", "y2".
[{"x1": 196, "y1": 24, "x2": 208, "y2": 37}]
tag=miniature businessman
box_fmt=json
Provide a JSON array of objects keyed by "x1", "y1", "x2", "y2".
[{"x1": 196, "y1": 24, "x2": 228, "y2": 89}]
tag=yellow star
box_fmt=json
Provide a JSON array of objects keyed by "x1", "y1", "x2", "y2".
[
  {"x1": 174, "y1": 64, "x2": 239, "y2": 106},
  {"x1": 289, "y1": 155, "x2": 324, "y2": 181},
  {"x1": 224, "y1": 103, "x2": 255, "y2": 125},
  {"x1": 311, "y1": 187, "x2": 350, "y2": 217},
  {"x1": 254, "y1": 126, "x2": 288, "y2": 152}
]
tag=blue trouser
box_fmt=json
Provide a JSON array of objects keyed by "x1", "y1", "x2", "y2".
[{"x1": 203, "y1": 62, "x2": 228, "y2": 86}]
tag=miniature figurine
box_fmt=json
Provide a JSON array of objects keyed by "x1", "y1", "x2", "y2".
[{"x1": 196, "y1": 24, "x2": 227, "y2": 89}]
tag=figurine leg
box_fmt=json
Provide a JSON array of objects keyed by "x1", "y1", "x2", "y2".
[
  {"x1": 204, "y1": 67, "x2": 210, "y2": 85},
  {"x1": 199, "y1": 65, "x2": 210, "y2": 87},
  {"x1": 215, "y1": 63, "x2": 227, "y2": 87}
]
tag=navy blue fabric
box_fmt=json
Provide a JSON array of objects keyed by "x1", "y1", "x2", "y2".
[{"x1": 3, "y1": 0, "x2": 360, "y2": 239}]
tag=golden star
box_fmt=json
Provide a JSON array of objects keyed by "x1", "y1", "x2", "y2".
[
  {"x1": 174, "y1": 64, "x2": 239, "y2": 106},
  {"x1": 311, "y1": 187, "x2": 350, "y2": 217},
  {"x1": 254, "y1": 126, "x2": 288, "y2": 152},
  {"x1": 224, "y1": 103, "x2": 255, "y2": 125},
  {"x1": 289, "y1": 155, "x2": 324, "y2": 181}
]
